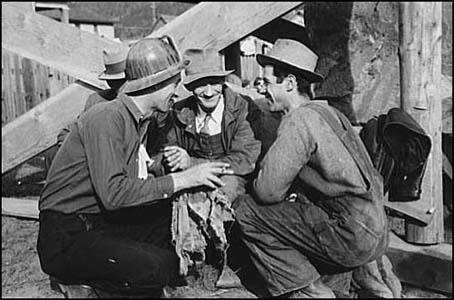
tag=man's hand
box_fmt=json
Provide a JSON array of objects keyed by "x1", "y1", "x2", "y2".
[
  {"x1": 171, "y1": 162, "x2": 234, "y2": 191},
  {"x1": 163, "y1": 146, "x2": 191, "y2": 171}
]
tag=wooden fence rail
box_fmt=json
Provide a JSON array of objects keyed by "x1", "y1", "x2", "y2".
[{"x1": 2, "y1": 49, "x2": 75, "y2": 126}]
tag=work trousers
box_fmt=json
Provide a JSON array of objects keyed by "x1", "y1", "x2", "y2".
[
  {"x1": 37, "y1": 201, "x2": 179, "y2": 295},
  {"x1": 233, "y1": 193, "x2": 388, "y2": 297}
]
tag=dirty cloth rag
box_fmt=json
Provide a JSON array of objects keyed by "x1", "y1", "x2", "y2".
[{"x1": 171, "y1": 189, "x2": 235, "y2": 276}]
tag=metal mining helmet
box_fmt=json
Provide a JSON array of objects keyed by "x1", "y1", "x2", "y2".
[{"x1": 122, "y1": 36, "x2": 189, "y2": 94}]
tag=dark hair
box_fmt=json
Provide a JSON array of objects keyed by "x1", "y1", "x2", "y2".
[{"x1": 273, "y1": 66, "x2": 313, "y2": 99}]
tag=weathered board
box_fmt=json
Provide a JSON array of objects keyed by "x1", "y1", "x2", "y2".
[
  {"x1": 387, "y1": 232, "x2": 452, "y2": 294},
  {"x1": 398, "y1": 2, "x2": 444, "y2": 244},
  {"x1": 2, "y1": 49, "x2": 76, "y2": 126},
  {"x1": 2, "y1": 3, "x2": 116, "y2": 89},
  {"x1": 2, "y1": 82, "x2": 98, "y2": 173},
  {"x1": 2, "y1": 197, "x2": 39, "y2": 219},
  {"x1": 148, "y1": 2, "x2": 302, "y2": 52}
]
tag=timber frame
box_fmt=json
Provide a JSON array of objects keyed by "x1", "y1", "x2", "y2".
[{"x1": 1, "y1": 1, "x2": 450, "y2": 294}]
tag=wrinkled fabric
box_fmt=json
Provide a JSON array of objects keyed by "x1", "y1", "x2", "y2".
[
  {"x1": 171, "y1": 188, "x2": 235, "y2": 276},
  {"x1": 352, "y1": 254, "x2": 402, "y2": 298}
]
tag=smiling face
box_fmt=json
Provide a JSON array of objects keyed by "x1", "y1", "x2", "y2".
[
  {"x1": 188, "y1": 77, "x2": 224, "y2": 112},
  {"x1": 262, "y1": 65, "x2": 288, "y2": 113},
  {"x1": 254, "y1": 79, "x2": 267, "y2": 95}
]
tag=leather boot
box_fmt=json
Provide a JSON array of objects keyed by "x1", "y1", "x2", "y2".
[{"x1": 352, "y1": 255, "x2": 402, "y2": 298}]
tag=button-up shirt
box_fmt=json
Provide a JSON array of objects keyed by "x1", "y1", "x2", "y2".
[
  {"x1": 195, "y1": 95, "x2": 224, "y2": 135},
  {"x1": 39, "y1": 94, "x2": 174, "y2": 214}
]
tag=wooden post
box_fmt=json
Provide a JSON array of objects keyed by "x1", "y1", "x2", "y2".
[{"x1": 398, "y1": 2, "x2": 443, "y2": 244}]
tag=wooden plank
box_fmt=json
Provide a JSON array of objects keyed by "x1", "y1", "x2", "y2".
[
  {"x1": 1, "y1": 82, "x2": 99, "y2": 173},
  {"x1": 2, "y1": 3, "x2": 116, "y2": 89},
  {"x1": 14, "y1": 51, "x2": 26, "y2": 117},
  {"x1": 398, "y1": 2, "x2": 444, "y2": 244},
  {"x1": 2, "y1": 197, "x2": 39, "y2": 219},
  {"x1": 148, "y1": 2, "x2": 302, "y2": 52},
  {"x1": 387, "y1": 232, "x2": 452, "y2": 294},
  {"x1": 22, "y1": 56, "x2": 35, "y2": 112}
]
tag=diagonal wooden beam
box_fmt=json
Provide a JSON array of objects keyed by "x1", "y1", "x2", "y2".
[
  {"x1": 2, "y1": 82, "x2": 99, "y2": 174},
  {"x1": 148, "y1": 2, "x2": 303, "y2": 51},
  {"x1": 2, "y1": 3, "x2": 118, "y2": 89}
]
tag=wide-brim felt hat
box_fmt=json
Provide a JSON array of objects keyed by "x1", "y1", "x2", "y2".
[
  {"x1": 256, "y1": 39, "x2": 324, "y2": 83},
  {"x1": 121, "y1": 36, "x2": 190, "y2": 94},
  {"x1": 98, "y1": 47, "x2": 128, "y2": 80},
  {"x1": 182, "y1": 48, "x2": 234, "y2": 87}
]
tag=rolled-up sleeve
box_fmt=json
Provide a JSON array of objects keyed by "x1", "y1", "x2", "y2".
[
  {"x1": 80, "y1": 112, "x2": 174, "y2": 211},
  {"x1": 253, "y1": 111, "x2": 315, "y2": 204}
]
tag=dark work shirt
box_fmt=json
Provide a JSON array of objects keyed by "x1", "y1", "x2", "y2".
[
  {"x1": 84, "y1": 88, "x2": 119, "y2": 111},
  {"x1": 39, "y1": 94, "x2": 174, "y2": 214}
]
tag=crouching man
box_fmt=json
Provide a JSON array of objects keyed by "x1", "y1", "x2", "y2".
[
  {"x1": 233, "y1": 39, "x2": 390, "y2": 298},
  {"x1": 37, "y1": 36, "x2": 233, "y2": 298}
]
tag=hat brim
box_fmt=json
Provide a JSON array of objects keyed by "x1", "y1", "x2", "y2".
[
  {"x1": 121, "y1": 59, "x2": 190, "y2": 94},
  {"x1": 183, "y1": 70, "x2": 234, "y2": 87},
  {"x1": 256, "y1": 54, "x2": 324, "y2": 83},
  {"x1": 98, "y1": 71, "x2": 126, "y2": 80}
]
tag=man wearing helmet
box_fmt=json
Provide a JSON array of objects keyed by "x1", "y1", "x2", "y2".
[{"x1": 37, "y1": 36, "x2": 233, "y2": 298}]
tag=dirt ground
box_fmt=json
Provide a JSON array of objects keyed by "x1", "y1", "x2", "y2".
[
  {"x1": 2, "y1": 156, "x2": 451, "y2": 298},
  {"x1": 2, "y1": 214, "x2": 450, "y2": 299}
]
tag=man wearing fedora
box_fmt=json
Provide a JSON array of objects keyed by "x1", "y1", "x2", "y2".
[
  {"x1": 232, "y1": 38, "x2": 393, "y2": 298},
  {"x1": 162, "y1": 48, "x2": 261, "y2": 203},
  {"x1": 87, "y1": 47, "x2": 128, "y2": 108},
  {"x1": 56, "y1": 47, "x2": 128, "y2": 147},
  {"x1": 37, "y1": 36, "x2": 234, "y2": 298}
]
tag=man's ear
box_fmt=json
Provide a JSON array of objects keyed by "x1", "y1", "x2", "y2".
[{"x1": 285, "y1": 74, "x2": 297, "y2": 92}]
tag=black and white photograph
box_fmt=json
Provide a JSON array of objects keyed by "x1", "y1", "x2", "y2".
[{"x1": 2, "y1": 2, "x2": 452, "y2": 298}]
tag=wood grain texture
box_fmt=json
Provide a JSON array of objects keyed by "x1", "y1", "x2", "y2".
[
  {"x1": 2, "y1": 3, "x2": 118, "y2": 89},
  {"x1": 387, "y1": 232, "x2": 452, "y2": 294},
  {"x1": 2, "y1": 82, "x2": 98, "y2": 173},
  {"x1": 148, "y1": 2, "x2": 302, "y2": 52},
  {"x1": 398, "y1": 2, "x2": 444, "y2": 244},
  {"x1": 2, "y1": 197, "x2": 39, "y2": 219}
]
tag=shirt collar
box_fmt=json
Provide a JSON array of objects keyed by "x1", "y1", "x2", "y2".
[
  {"x1": 119, "y1": 93, "x2": 152, "y2": 124},
  {"x1": 196, "y1": 94, "x2": 224, "y2": 125}
]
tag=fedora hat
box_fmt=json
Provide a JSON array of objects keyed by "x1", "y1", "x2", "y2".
[
  {"x1": 182, "y1": 48, "x2": 234, "y2": 87},
  {"x1": 98, "y1": 47, "x2": 128, "y2": 80},
  {"x1": 122, "y1": 36, "x2": 190, "y2": 94},
  {"x1": 257, "y1": 39, "x2": 323, "y2": 83}
]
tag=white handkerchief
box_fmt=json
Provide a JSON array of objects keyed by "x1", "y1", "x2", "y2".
[{"x1": 138, "y1": 144, "x2": 153, "y2": 179}]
